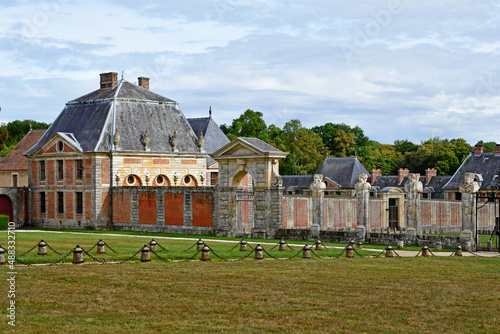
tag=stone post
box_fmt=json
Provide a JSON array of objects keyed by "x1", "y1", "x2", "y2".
[
  {"x1": 404, "y1": 173, "x2": 423, "y2": 235},
  {"x1": 37, "y1": 240, "x2": 47, "y2": 256},
  {"x1": 72, "y1": 245, "x2": 84, "y2": 265},
  {"x1": 354, "y1": 173, "x2": 371, "y2": 240},
  {"x1": 310, "y1": 174, "x2": 326, "y2": 235},
  {"x1": 0, "y1": 246, "x2": 5, "y2": 265},
  {"x1": 459, "y1": 172, "x2": 479, "y2": 248}
]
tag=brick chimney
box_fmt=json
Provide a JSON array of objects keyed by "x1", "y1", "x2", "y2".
[
  {"x1": 425, "y1": 168, "x2": 437, "y2": 184},
  {"x1": 495, "y1": 144, "x2": 500, "y2": 157},
  {"x1": 474, "y1": 144, "x2": 483, "y2": 156},
  {"x1": 138, "y1": 77, "x2": 150, "y2": 90},
  {"x1": 371, "y1": 169, "x2": 382, "y2": 184},
  {"x1": 100, "y1": 72, "x2": 118, "y2": 89},
  {"x1": 398, "y1": 168, "x2": 409, "y2": 184}
]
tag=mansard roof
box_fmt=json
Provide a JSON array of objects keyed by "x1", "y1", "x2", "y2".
[
  {"x1": 314, "y1": 157, "x2": 369, "y2": 189},
  {"x1": 26, "y1": 79, "x2": 201, "y2": 155}
]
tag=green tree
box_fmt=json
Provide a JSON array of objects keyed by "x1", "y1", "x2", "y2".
[
  {"x1": 220, "y1": 109, "x2": 270, "y2": 142},
  {"x1": 271, "y1": 120, "x2": 328, "y2": 175},
  {"x1": 0, "y1": 126, "x2": 8, "y2": 151}
]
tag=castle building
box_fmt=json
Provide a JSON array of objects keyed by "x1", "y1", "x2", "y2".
[{"x1": 24, "y1": 72, "x2": 228, "y2": 228}]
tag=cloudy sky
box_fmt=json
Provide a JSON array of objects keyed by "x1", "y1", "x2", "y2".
[{"x1": 1, "y1": 0, "x2": 499, "y2": 144}]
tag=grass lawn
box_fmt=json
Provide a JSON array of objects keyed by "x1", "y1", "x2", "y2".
[{"x1": 1, "y1": 231, "x2": 499, "y2": 333}]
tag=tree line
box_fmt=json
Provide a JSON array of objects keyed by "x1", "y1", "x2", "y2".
[
  {"x1": 221, "y1": 109, "x2": 486, "y2": 176},
  {"x1": 0, "y1": 120, "x2": 51, "y2": 156}
]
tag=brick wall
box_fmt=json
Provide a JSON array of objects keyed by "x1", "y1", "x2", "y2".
[
  {"x1": 113, "y1": 192, "x2": 131, "y2": 223},
  {"x1": 192, "y1": 192, "x2": 213, "y2": 227},
  {"x1": 101, "y1": 158, "x2": 110, "y2": 185},
  {"x1": 48, "y1": 191, "x2": 54, "y2": 218},
  {"x1": 47, "y1": 160, "x2": 54, "y2": 185},
  {"x1": 85, "y1": 159, "x2": 92, "y2": 184},
  {"x1": 139, "y1": 191, "x2": 157, "y2": 224},
  {"x1": 65, "y1": 192, "x2": 73, "y2": 219},
  {"x1": 164, "y1": 192, "x2": 183, "y2": 225},
  {"x1": 65, "y1": 160, "x2": 74, "y2": 185}
]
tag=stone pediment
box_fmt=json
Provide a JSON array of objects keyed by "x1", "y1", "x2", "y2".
[
  {"x1": 212, "y1": 137, "x2": 287, "y2": 160},
  {"x1": 31, "y1": 132, "x2": 83, "y2": 156}
]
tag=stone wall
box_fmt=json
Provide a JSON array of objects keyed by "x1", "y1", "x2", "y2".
[
  {"x1": 275, "y1": 228, "x2": 461, "y2": 248},
  {"x1": 282, "y1": 195, "x2": 496, "y2": 234}
]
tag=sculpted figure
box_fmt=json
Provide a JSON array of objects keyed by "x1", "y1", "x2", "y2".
[
  {"x1": 404, "y1": 173, "x2": 423, "y2": 193},
  {"x1": 459, "y1": 172, "x2": 480, "y2": 193},
  {"x1": 355, "y1": 173, "x2": 371, "y2": 193},
  {"x1": 310, "y1": 174, "x2": 326, "y2": 191}
]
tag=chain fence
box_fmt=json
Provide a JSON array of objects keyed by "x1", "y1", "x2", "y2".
[{"x1": 11, "y1": 239, "x2": 500, "y2": 266}]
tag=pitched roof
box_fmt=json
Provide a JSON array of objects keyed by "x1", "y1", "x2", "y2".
[
  {"x1": 239, "y1": 137, "x2": 285, "y2": 153},
  {"x1": 0, "y1": 130, "x2": 46, "y2": 171},
  {"x1": 314, "y1": 157, "x2": 369, "y2": 188},
  {"x1": 26, "y1": 80, "x2": 201, "y2": 155},
  {"x1": 282, "y1": 175, "x2": 314, "y2": 193},
  {"x1": 443, "y1": 153, "x2": 500, "y2": 191},
  {"x1": 188, "y1": 116, "x2": 230, "y2": 166}
]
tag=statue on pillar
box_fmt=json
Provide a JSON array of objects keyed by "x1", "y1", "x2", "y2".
[
  {"x1": 355, "y1": 173, "x2": 371, "y2": 239},
  {"x1": 459, "y1": 172, "x2": 479, "y2": 247},
  {"x1": 404, "y1": 173, "x2": 423, "y2": 235},
  {"x1": 309, "y1": 174, "x2": 326, "y2": 233}
]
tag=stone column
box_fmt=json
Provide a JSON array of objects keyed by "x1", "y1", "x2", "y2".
[
  {"x1": 355, "y1": 173, "x2": 371, "y2": 240},
  {"x1": 309, "y1": 174, "x2": 325, "y2": 238},
  {"x1": 459, "y1": 172, "x2": 479, "y2": 248},
  {"x1": 404, "y1": 173, "x2": 423, "y2": 236}
]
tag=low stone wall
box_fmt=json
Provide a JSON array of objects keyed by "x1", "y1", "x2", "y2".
[{"x1": 275, "y1": 228, "x2": 461, "y2": 248}]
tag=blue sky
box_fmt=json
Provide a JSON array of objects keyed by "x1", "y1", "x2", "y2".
[{"x1": 1, "y1": 0, "x2": 499, "y2": 144}]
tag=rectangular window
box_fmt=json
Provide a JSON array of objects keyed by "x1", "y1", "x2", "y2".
[
  {"x1": 57, "y1": 192, "x2": 64, "y2": 214},
  {"x1": 210, "y1": 172, "x2": 218, "y2": 186},
  {"x1": 57, "y1": 160, "x2": 64, "y2": 180},
  {"x1": 12, "y1": 174, "x2": 18, "y2": 188},
  {"x1": 40, "y1": 192, "x2": 46, "y2": 214},
  {"x1": 40, "y1": 161, "x2": 46, "y2": 180},
  {"x1": 76, "y1": 192, "x2": 83, "y2": 215},
  {"x1": 76, "y1": 159, "x2": 84, "y2": 180}
]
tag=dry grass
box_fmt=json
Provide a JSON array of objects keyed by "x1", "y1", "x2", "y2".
[{"x1": 1, "y1": 232, "x2": 499, "y2": 333}]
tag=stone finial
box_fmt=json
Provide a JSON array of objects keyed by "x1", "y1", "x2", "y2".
[
  {"x1": 198, "y1": 131, "x2": 205, "y2": 150},
  {"x1": 113, "y1": 128, "x2": 120, "y2": 147},
  {"x1": 310, "y1": 174, "x2": 326, "y2": 191},
  {"x1": 171, "y1": 131, "x2": 179, "y2": 152},
  {"x1": 459, "y1": 172, "x2": 480, "y2": 193},
  {"x1": 142, "y1": 130, "x2": 150, "y2": 151}
]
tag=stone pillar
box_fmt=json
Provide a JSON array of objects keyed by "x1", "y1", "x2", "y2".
[
  {"x1": 404, "y1": 173, "x2": 423, "y2": 235},
  {"x1": 459, "y1": 172, "x2": 479, "y2": 247},
  {"x1": 355, "y1": 173, "x2": 371, "y2": 240},
  {"x1": 310, "y1": 174, "x2": 325, "y2": 234}
]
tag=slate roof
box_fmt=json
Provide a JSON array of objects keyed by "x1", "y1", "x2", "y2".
[
  {"x1": 188, "y1": 116, "x2": 230, "y2": 166},
  {"x1": 0, "y1": 130, "x2": 46, "y2": 171},
  {"x1": 26, "y1": 80, "x2": 201, "y2": 155},
  {"x1": 371, "y1": 175, "x2": 452, "y2": 193},
  {"x1": 443, "y1": 153, "x2": 500, "y2": 191},
  {"x1": 282, "y1": 175, "x2": 314, "y2": 193},
  {"x1": 239, "y1": 137, "x2": 285, "y2": 153},
  {"x1": 314, "y1": 157, "x2": 369, "y2": 189},
  {"x1": 371, "y1": 176, "x2": 402, "y2": 189}
]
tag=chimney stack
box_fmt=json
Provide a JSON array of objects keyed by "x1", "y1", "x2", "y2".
[
  {"x1": 371, "y1": 169, "x2": 382, "y2": 184},
  {"x1": 100, "y1": 72, "x2": 118, "y2": 89},
  {"x1": 474, "y1": 144, "x2": 483, "y2": 156},
  {"x1": 138, "y1": 77, "x2": 150, "y2": 90},
  {"x1": 425, "y1": 168, "x2": 437, "y2": 184},
  {"x1": 398, "y1": 168, "x2": 409, "y2": 184}
]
